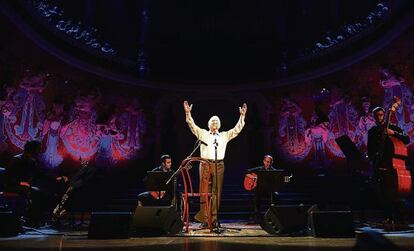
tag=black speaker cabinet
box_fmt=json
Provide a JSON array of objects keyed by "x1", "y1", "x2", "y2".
[
  {"x1": 262, "y1": 205, "x2": 310, "y2": 235},
  {"x1": 0, "y1": 211, "x2": 21, "y2": 237},
  {"x1": 309, "y1": 211, "x2": 355, "y2": 237},
  {"x1": 88, "y1": 212, "x2": 132, "y2": 239},
  {"x1": 132, "y1": 206, "x2": 183, "y2": 236}
]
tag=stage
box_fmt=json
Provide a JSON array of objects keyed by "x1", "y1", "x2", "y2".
[
  {"x1": 1, "y1": 222, "x2": 414, "y2": 251},
  {"x1": 2, "y1": 1, "x2": 414, "y2": 251}
]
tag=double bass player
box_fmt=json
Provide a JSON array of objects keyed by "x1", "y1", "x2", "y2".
[{"x1": 367, "y1": 103, "x2": 411, "y2": 224}]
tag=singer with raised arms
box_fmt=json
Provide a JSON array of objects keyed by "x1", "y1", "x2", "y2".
[{"x1": 183, "y1": 100, "x2": 247, "y2": 228}]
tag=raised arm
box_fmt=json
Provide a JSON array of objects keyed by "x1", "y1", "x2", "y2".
[
  {"x1": 226, "y1": 103, "x2": 247, "y2": 141},
  {"x1": 184, "y1": 100, "x2": 206, "y2": 139}
]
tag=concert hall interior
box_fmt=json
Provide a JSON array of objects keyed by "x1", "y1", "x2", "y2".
[{"x1": 1, "y1": 1, "x2": 414, "y2": 251}]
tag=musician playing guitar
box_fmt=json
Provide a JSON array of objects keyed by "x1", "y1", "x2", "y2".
[
  {"x1": 367, "y1": 98, "x2": 411, "y2": 225},
  {"x1": 245, "y1": 155, "x2": 291, "y2": 223},
  {"x1": 137, "y1": 154, "x2": 174, "y2": 206}
]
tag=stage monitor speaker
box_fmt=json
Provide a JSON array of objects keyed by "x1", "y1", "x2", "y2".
[
  {"x1": 88, "y1": 212, "x2": 132, "y2": 239},
  {"x1": 132, "y1": 206, "x2": 183, "y2": 236},
  {"x1": 0, "y1": 211, "x2": 21, "y2": 237},
  {"x1": 262, "y1": 205, "x2": 310, "y2": 235},
  {"x1": 309, "y1": 211, "x2": 355, "y2": 238}
]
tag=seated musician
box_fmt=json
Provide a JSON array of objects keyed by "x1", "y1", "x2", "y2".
[
  {"x1": 367, "y1": 106, "x2": 410, "y2": 224},
  {"x1": 137, "y1": 154, "x2": 175, "y2": 206},
  {"x1": 4, "y1": 140, "x2": 68, "y2": 227},
  {"x1": 246, "y1": 155, "x2": 278, "y2": 222}
]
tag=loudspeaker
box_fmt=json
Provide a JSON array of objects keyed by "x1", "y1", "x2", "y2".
[
  {"x1": 132, "y1": 206, "x2": 183, "y2": 236},
  {"x1": 88, "y1": 212, "x2": 132, "y2": 239},
  {"x1": 0, "y1": 211, "x2": 21, "y2": 237},
  {"x1": 309, "y1": 211, "x2": 355, "y2": 237},
  {"x1": 262, "y1": 205, "x2": 310, "y2": 235}
]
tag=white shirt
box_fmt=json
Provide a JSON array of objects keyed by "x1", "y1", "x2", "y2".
[{"x1": 186, "y1": 115, "x2": 245, "y2": 160}]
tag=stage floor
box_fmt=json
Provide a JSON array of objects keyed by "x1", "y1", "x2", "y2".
[{"x1": 1, "y1": 222, "x2": 414, "y2": 251}]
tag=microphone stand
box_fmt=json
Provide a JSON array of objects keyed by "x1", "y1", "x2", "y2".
[
  {"x1": 212, "y1": 138, "x2": 240, "y2": 234},
  {"x1": 213, "y1": 138, "x2": 221, "y2": 233}
]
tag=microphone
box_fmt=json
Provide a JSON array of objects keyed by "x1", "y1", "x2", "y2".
[{"x1": 199, "y1": 140, "x2": 208, "y2": 146}]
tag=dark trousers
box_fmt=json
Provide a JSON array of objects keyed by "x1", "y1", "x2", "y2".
[
  {"x1": 374, "y1": 169, "x2": 407, "y2": 223},
  {"x1": 253, "y1": 190, "x2": 274, "y2": 219},
  {"x1": 5, "y1": 184, "x2": 49, "y2": 225}
]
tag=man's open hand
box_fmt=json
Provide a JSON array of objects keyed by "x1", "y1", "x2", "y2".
[
  {"x1": 239, "y1": 103, "x2": 247, "y2": 116},
  {"x1": 183, "y1": 100, "x2": 193, "y2": 114}
]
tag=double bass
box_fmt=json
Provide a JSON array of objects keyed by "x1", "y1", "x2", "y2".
[{"x1": 376, "y1": 97, "x2": 411, "y2": 198}]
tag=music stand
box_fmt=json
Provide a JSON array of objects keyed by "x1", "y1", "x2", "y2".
[
  {"x1": 144, "y1": 171, "x2": 174, "y2": 200},
  {"x1": 256, "y1": 170, "x2": 286, "y2": 205},
  {"x1": 335, "y1": 135, "x2": 361, "y2": 160},
  {"x1": 335, "y1": 135, "x2": 372, "y2": 219},
  {"x1": 256, "y1": 170, "x2": 285, "y2": 191},
  {"x1": 335, "y1": 135, "x2": 368, "y2": 176}
]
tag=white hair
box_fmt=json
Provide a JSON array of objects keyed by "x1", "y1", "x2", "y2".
[{"x1": 208, "y1": 116, "x2": 221, "y2": 130}]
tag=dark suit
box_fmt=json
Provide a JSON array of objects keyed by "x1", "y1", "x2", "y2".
[
  {"x1": 247, "y1": 165, "x2": 277, "y2": 220},
  {"x1": 367, "y1": 123, "x2": 410, "y2": 222},
  {"x1": 367, "y1": 124, "x2": 409, "y2": 169},
  {"x1": 4, "y1": 154, "x2": 48, "y2": 226}
]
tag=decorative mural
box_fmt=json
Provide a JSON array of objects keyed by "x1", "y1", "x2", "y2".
[
  {"x1": 325, "y1": 90, "x2": 360, "y2": 158},
  {"x1": 60, "y1": 92, "x2": 100, "y2": 161},
  {"x1": 380, "y1": 68, "x2": 414, "y2": 144},
  {"x1": 41, "y1": 102, "x2": 65, "y2": 168},
  {"x1": 1, "y1": 18, "x2": 414, "y2": 172},
  {"x1": 275, "y1": 69, "x2": 414, "y2": 166},
  {"x1": 277, "y1": 98, "x2": 310, "y2": 162},
  {"x1": 118, "y1": 99, "x2": 145, "y2": 155},
  {"x1": 95, "y1": 114, "x2": 124, "y2": 168},
  {"x1": 305, "y1": 112, "x2": 331, "y2": 169},
  {"x1": 356, "y1": 97, "x2": 376, "y2": 152},
  {"x1": 95, "y1": 99, "x2": 146, "y2": 167},
  {"x1": 4, "y1": 74, "x2": 46, "y2": 150},
  {"x1": 0, "y1": 74, "x2": 146, "y2": 169},
  {"x1": 0, "y1": 87, "x2": 16, "y2": 153}
]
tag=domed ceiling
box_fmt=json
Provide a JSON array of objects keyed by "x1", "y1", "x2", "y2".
[{"x1": 1, "y1": 0, "x2": 414, "y2": 89}]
